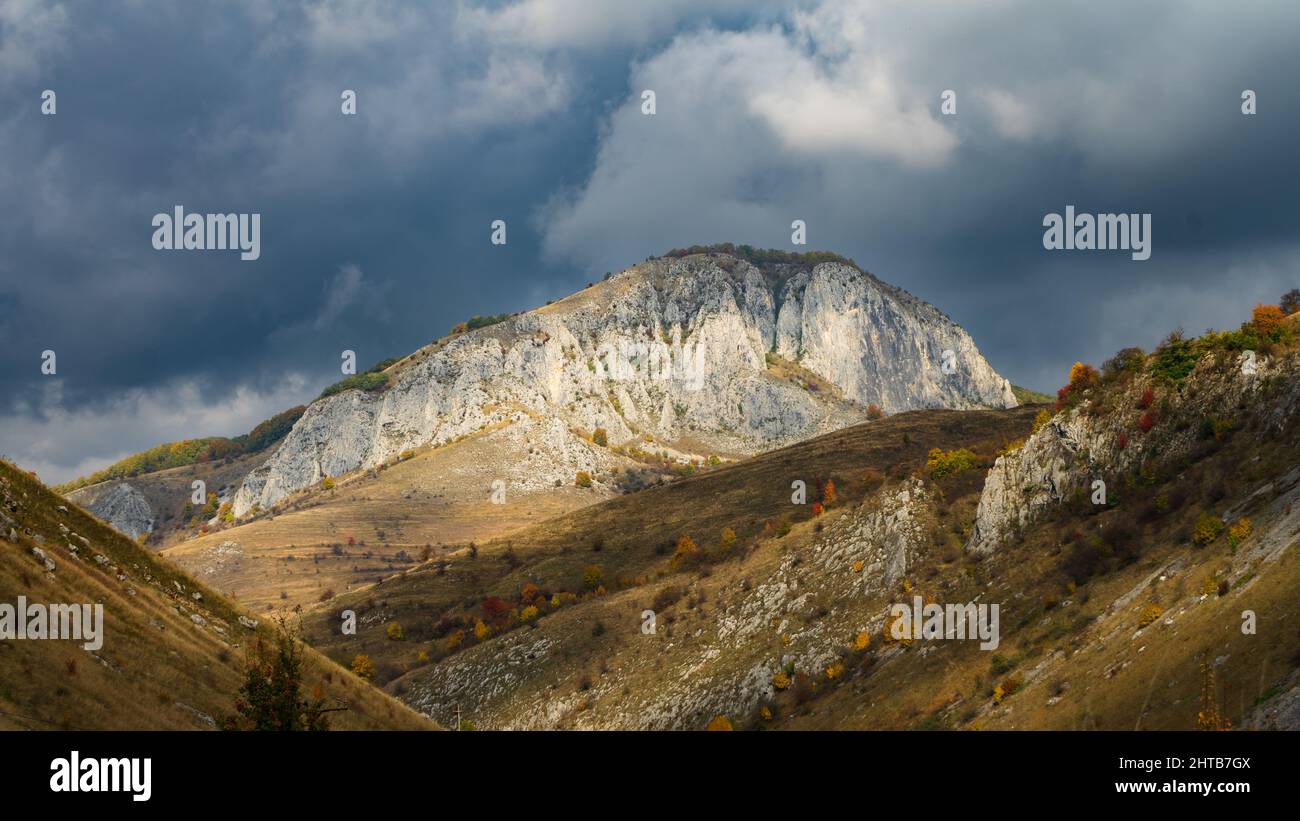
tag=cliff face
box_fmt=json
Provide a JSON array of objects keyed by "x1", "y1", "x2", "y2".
[
  {"x1": 66, "y1": 481, "x2": 154, "y2": 539},
  {"x1": 966, "y1": 346, "x2": 1300, "y2": 556},
  {"x1": 234, "y1": 253, "x2": 1016, "y2": 517}
]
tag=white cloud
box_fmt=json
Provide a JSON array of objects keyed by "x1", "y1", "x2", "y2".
[
  {"x1": 0, "y1": 0, "x2": 69, "y2": 83},
  {"x1": 1, "y1": 376, "x2": 313, "y2": 485},
  {"x1": 463, "y1": 0, "x2": 789, "y2": 50}
]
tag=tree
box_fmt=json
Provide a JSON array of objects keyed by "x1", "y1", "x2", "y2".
[
  {"x1": 822, "y1": 479, "x2": 837, "y2": 506},
  {"x1": 719, "y1": 527, "x2": 737, "y2": 550},
  {"x1": 1252, "y1": 303, "x2": 1286, "y2": 335},
  {"x1": 1280, "y1": 288, "x2": 1300, "y2": 316},
  {"x1": 223, "y1": 619, "x2": 330, "y2": 731},
  {"x1": 1068, "y1": 361, "x2": 1100, "y2": 391},
  {"x1": 582, "y1": 564, "x2": 604, "y2": 590},
  {"x1": 351, "y1": 654, "x2": 375, "y2": 680},
  {"x1": 671, "y1": 535, "x2": 700, "y2": 568}
]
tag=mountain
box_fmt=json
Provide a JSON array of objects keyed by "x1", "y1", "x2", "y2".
[
  {"x1": 297, "y1": 312, "x2": 1300, "y2": 730},
  {"x1": 232, "y1": 248, "x2": 1015, "y2": 519},
  {"x1": 0, "y1": 458, "x2": 434, "y2": 730},
  {"x1": 60, "y1": 407, "x2": 306, "y2": 546}
]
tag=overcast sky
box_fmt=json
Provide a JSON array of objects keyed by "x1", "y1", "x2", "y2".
[{"x1": 2, "y1": 0, "x2": 1297, "y2": 483}]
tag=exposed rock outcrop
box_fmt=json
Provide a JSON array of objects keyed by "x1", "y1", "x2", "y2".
[
  {"x1": 966, "y1": 347, "x2": 1300, "y2": 556},
  {"x1": 68, "y1": 481, "x2": 154, "y2": 539},
  {"x1": 235, "y1": 253, "x2": 1015, "y2": 517}
]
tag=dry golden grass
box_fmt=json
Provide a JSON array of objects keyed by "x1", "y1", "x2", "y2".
[
  {"x1": 163, "y1": 425, "x2": 616, "y2": 613},
  {"x1": 0, "y1": 460, "x2": 435, "y2": 731}
]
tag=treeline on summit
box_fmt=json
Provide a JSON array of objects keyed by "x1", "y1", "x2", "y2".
[
  {"x1": 55, "y1": 405, "x2": 306, "y2": 492},
  {"x1": 664, "y1": 243, "x2": 862, "y2": 273}
]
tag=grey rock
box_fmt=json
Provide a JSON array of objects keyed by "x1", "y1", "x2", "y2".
[
  {"x1": 67, "y1": 482, "x2": 154, "y2": 539},
  {"x1": 235, "y1": 256, "x2": 1015, "y2": 516}
]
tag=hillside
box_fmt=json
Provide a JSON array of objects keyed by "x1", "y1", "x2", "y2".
[
  {"x1": 297, "y1": 311, "x2": 1300, "y2": 730},
  {"x1": 299, "y1": 406, "x2": 1041, "y2": 715},
  {"x1": 160, "y1": 416, "x2": 646, "y2": 613},
  {"x1": 60, "y1": 407, "x2": 306, "y2": 546},
  {"x1": 0, "y1": 459, "x2": 434, "y2": 730}
]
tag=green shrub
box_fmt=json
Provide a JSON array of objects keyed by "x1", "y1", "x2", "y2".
[
  {"x1": 1193, "y1": 512, "x2": 1224, "y2": 547},
  {"x1": 926, "y1": 447, "x2": 979, "y2": 479}
]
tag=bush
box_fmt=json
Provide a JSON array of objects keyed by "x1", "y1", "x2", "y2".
[
  {"x1": 1281, "y1": 288, "x2": 1300, "y2": 316},
  {"x1": 581, "y1": 564, "x2": 604, "y2": 590},
  {"x1": 719, "y1": 527, "x2": 737, "y2": 553},
  {"x1": 1149, "y1": 333, "x2": 1199, "y2": 383},
  {"x1": 1032, "y1": 408, "x2": 1052, "y2": 434},
  {"x1": 705, "y1": 715, "x2": 733, "y2": 731},
  {"x1": 1193, "y1": 512, "x2": 1224, "y2": 547},
  {"x1": 926, "y1": 447, "x2": 979, "y2": 479},
  {"x1": 575, "y1": 470, "x2": 593, "y2": 488},
  {"x1": 386, "y1": 622, "x2": 404, "y2": 640},
  {"x1": 351, "y1": 654, "x2": 375, "y2": 680},
  {"x1": 1102, "y1": 347, "x2": 1146, "y2": 380},
  {"x1": 591, "y1": 428, "x2": 608, "y2": 447},
  {"x1": 1137, "y1": 603, "x2": 1163, "y2": 628},
  {"x1": 671, "y1": 535, "x2": 701, "y2": 569},
  {"x1": 317, "y1": 370, "x2": 389, "y2": 401},
  {"x1": 450, "y1": 313, "x2": 510, "y2": 335},
  {"x1": 1227, "y1": 518, "x2": 1253, "y2": 550}
]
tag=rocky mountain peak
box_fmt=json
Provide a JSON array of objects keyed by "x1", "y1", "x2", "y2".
[{"x1": 233, "y1": 249, "x2": 1016, "y2": 517}]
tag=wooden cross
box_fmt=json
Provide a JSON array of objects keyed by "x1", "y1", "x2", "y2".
[{"x1": 452, "y1": 704, "x2": 462, "y2": 730}]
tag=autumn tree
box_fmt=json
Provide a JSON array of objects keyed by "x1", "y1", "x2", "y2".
[
  {"x1": 223, "y1": 619, "x2": 329, "y2": 731},
  {"x1": 351, "y1": 654, "x2": 375, "y2": 680},
  {"x1": 1252, "y1": 303, "x2": 1286, "y2": 335},
  {"x1": 671, "y1": 535, "x2": 700, "y2": 569},
  {"x1": 719, "y1": 527, "x2": 737, "y2": 551}
]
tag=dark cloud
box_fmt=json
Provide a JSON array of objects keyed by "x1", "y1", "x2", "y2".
[{"x1": 1, "y1": 0, "x2": 1297, "y2": 482}]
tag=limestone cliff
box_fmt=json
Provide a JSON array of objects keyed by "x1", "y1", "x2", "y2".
[{"x1": 235, "y1": 252, "x2": 1015, "y2": 517}]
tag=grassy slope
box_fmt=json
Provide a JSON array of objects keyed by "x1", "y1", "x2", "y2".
[
  {"x1": 1011, "y1": 384, "x2": 1053, "y2": 405},
  {"x1": 300, "y1": 407, "x2": 1040, "y2": 692},
  {"x1": 0, "y1": 459, "x2": 435, "y2": 730},
  {"x1": 162, "y1": 422, "x2": 626, "y2": 614},
  {"x1": 300, "y1": 358, "x2": 1300, "y2": 730}
]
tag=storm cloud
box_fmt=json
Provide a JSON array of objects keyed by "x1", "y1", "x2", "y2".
[{"x1": 1, "y1": 0, "x2": 1297, "y2": 481}]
